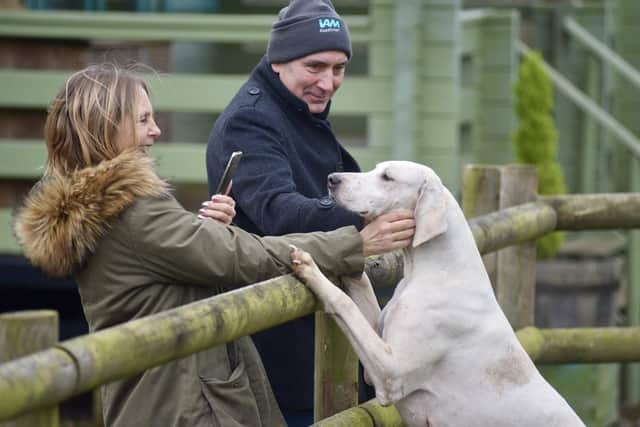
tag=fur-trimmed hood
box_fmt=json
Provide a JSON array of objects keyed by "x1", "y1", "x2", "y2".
[{"x1": 14, "y1": 150, "x2": 171, "y2": 277}]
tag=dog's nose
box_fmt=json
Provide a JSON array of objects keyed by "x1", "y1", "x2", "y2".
[{"x1": 328, "y1": 173, "x2": 341, "y2": 188}]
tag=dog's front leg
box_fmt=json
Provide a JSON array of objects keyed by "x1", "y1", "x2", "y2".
[
  {"x1": 341, "y1": 273, "x2": 381, "y2": 331},
  {"x1": 290, "y1": 245, "x2": 404, "y2": 405},
  {"x1": 341, "y1": 273, "x2": 381, "y2": 387}
]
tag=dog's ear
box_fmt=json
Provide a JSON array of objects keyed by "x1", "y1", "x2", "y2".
[{"x1": 413, "y1": 179, "x2": 448, "y2": 247}]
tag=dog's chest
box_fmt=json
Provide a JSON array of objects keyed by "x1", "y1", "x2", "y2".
[
  {"x1": 378, "y1": 280, "x2": 416, "y2": 336},
  {"x1": 378, "y1": 300, "x2": 395, "y2": 335}
]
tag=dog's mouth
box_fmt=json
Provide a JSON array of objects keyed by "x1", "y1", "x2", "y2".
[{"x1": 327, "y1": 189, "x2": 371, "y2": 218}]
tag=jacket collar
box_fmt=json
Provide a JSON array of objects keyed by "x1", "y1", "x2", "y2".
[
  {"x1": 255, "y1": 55, "x2": 332, "y2": 121},
  {"x1": 14, "y1": 149, "x2": 170, "y2": 278}
]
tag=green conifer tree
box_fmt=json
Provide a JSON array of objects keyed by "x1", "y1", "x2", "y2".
[{"x1": 513, "y1": 50, "x2": 566, "y2": 259}]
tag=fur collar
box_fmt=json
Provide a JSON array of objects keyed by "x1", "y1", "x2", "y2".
[{"x1": 14, "y1": 150, "x2": 171, "y2": 277}]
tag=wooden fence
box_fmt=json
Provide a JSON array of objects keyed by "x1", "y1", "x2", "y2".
[
  {"x1": 526, "y1": 2, "x2": 640, "y2": 401},
  {"x1": 2, "y1": 164, "x2": 640, "y2": 425}
]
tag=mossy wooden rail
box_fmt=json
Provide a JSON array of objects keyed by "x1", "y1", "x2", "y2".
[{"x1": 1, "y1": 192, "x2": 640, "y2": 422}]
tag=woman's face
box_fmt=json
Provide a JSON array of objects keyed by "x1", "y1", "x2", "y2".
[{"x1": 116, "y1": 85, "x2": 161, "y2": 153}]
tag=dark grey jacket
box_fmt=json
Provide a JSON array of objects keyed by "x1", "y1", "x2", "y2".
[
  {"x1": 206, "y1": 56, "x2": 365, "y2": 411},
  {"x1": 206, "y1": 55, "x2": 363, "y2": 235}
]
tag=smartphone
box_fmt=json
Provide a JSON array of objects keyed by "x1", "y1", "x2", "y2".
[{"x1": 215, "y1": 151, "x2": 243, "y2": 194}]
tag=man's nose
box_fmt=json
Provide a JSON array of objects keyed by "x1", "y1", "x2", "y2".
[{"x1": 316, "y1": 71, "x2": 334, "y2": 91}]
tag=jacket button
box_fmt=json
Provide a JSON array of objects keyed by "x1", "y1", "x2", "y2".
[
  {"x1": 247, "y1": 86, "x2": 260, "y2": 95},
  {"x1": 318, "y1": 197, "x2": 335, "y2": 209}
]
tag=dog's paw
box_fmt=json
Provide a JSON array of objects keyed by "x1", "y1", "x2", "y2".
[
  {"x1": 289, "y1": 244, "x2": 320, "y2": 281},
  {"x1": 289, "y1": 245, "x2": 340, "y2": 314}
]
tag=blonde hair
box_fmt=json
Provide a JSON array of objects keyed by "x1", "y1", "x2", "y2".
[{"x1": 44, "y1": 63, "x2": 150, "y2": 174}]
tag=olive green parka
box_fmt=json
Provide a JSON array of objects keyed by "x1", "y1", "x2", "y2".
[{"x1": 14, "y1": 150, "x2": 364, "y2": 427}]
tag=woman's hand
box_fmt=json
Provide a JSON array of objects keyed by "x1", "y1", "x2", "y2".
[
  {"x1": 198, "y1": 194, "x2": 236, "y2": 225},
  {"x1": 359, "y1": 209, "x2": 415, "y2": 257}
]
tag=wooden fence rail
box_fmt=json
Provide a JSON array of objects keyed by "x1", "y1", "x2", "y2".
[
  {"x1": 1, "y1": 192, "x2": 640, "y2": 422},
  {"x1": 0, "y1": 274, "x2": 312, "y2": 422},
  {"x1": 518, "y1": 326, "x2": 640, "y2": 364},
  {"x1": 312, "y1": 398, "x2": 403, "y2": 427}
]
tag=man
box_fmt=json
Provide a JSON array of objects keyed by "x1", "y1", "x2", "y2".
[{"x1": 206, "y1": 0, "x2": 415, "y2": 420}]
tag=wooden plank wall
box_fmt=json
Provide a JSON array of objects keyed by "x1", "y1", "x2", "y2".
[
  {"x1": 418, "y1": 0, "x2": 462, "y2": 191},
  {"x1": 0, "y1": 3, "x2": 525, "y2": 254},
  {"x1": 477, "y1": 11, "x2": 518, "y2": 167},
  {"x1": 459, "y1": 9, "x2": 518, "y2": 188}
]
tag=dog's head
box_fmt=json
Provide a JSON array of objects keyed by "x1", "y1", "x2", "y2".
[{"x1": 328, "y1": 161, "x2": 448, "y2": 247}]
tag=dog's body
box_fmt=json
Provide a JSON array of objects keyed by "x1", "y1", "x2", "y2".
[{"x1": 290, "y1": 161, "x2": 584, "y2": 427}]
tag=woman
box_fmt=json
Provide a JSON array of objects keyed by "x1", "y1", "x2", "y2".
[{"x1": 13, "y1": 64, "x2": 414, "y2": 427}]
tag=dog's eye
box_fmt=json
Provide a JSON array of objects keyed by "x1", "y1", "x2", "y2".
[{"x1": 381, "y1": 172, "x2": 393, "y2": 181}]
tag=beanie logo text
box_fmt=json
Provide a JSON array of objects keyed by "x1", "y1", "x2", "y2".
[{"x1": 318, "y1": 18, "x2": 341, "y2": 32}]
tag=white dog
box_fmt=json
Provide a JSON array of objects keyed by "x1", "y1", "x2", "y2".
[{"x1": 289, "y1": 161, "x2": 584, "y2": 427}]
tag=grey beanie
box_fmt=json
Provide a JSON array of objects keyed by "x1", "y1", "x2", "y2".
[{"x1": 267, "y1": 0, "x2": 352, "y2": 63}]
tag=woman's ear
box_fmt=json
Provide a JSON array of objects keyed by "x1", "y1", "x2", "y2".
[{"x1": 412, "y1": 179, "x2": 448, "y2": 247}]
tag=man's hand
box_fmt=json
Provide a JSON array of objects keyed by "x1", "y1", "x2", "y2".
[{"x1": 359, "y1": 209, "x2": 415, "y2": 257}]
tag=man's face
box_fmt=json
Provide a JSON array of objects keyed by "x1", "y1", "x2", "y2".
[{"x1": 271, "y1": 50, "x2": 347, "y2": 114}]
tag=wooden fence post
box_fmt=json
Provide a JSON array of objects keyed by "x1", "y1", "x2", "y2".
[
  {"x1": 627, "y1": 157, "x2": 640, "y2": 403},
  {"x1": 314, "y1": 309, "x2": 359, "y2": 422},
  {"x1": 496, "y1": 165, "x2": 538, "y2": 330},
  {"x1": 462, "y1": 164, "x2": 501, "y2": 287},
  {"x1": 0, "y1": 310, "x2": 59, "y2": 427}
]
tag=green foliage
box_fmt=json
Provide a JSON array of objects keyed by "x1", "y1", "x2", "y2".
[{"x1": 513, "y1": 51, "x2": 566, "y2": 259}]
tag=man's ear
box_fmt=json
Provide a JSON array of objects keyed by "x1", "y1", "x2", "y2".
[{"x1": 413, "y1": 179, "x2": 448, "y2": 247}]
